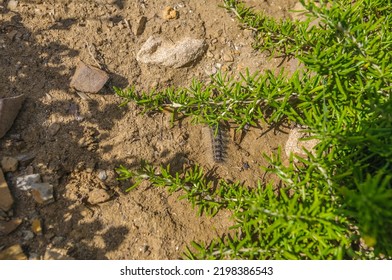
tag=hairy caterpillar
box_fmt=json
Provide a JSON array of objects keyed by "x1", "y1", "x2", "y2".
[{"x1": 210, "y1": 124, "x2": 226, "y2": 163}]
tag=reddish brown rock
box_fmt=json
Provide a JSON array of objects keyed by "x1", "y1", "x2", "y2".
[{"x1": 70, "y1": 61, "x2": 109, "y2": 93}]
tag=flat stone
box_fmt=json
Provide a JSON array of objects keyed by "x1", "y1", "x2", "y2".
[
  {"x1": 0, "y1": 244, "x2": 27, "y2": 260},
  {"x1": 70, "y1": 61, "x2": 109, "y2": 93},
  {"x1": 0, "y1": 169, "x2": 14, "y2": 212},
  {"x1": 1, "y1": 156, "x2": 18, "y2": 172},
  {"x1": 15, "y1": 174, "x2": 41, "y2": 191},
  {"x1": 133, "y1": 16, "x2": 147, "y2": 36},
  {"x1": 44, "y1": 248, "x2": 74, "y2": 260},
  {"x1": 285, "y1": 127, "x2": 319, "y2": 158},
  {"x1": 0, "y1": 218, "x2": 22, "y2": 236},
  {"x1": 137, "y1": 35, "x2": 206, "y2": 68},
  {"x1": 0, "y1": 94, "x2": 25, "y2": 139},
  {"x1": 31, "y1": 183, "x2": 54, "y2": 204},
  {"x1": 87, "y1": 188, "x2": 110, "y2": 204}
]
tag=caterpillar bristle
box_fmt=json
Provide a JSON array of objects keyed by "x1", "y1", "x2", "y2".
[{"x1": 210, "y1": 124, "x2": 227, "y2": 163}]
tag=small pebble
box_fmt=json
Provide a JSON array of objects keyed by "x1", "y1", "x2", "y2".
[
  {"x1": 1, "y1": 157, "x2": 18, "y2": 172},
  {"x1": 221, "y1": 64, "x2": 231, "y2": 72},
  {"x1": 243, "y1": 162, "x2": 250, "y2": 170},
  {"x1": 97, "y1": 170, "x2": 107, "y2": 181},
  {"x1": 22, "y1": 230, "x2": 34, "y2": 241},
  {"x1": 31, "y1": 219, "x2": 42, "y2": 235},
  {"x1": 162, "y1": 6, "x2": 178, "y2": 20},
  {"x1": 52, "y1": 236, "x2": 65, "y2": 245},
  {"x1": 31, "y1": 182, "x2": 54, "y2": 204},
  {"x1": 139, "y1": 244, "x2": 149, "y2": 253},
  {"x1": 205, "y1": 66, "x2": 217, "y2": 76},
  {"x1": 7, "y1": 0, "x2": 18, "y2": 11}
]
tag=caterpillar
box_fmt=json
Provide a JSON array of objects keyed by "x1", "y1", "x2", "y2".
[{"x1": 210, "y1": 124, "x2": 226, "y2": 163}]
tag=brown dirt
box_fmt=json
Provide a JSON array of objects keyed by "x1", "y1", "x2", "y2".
[{"x1": 0, "y1": 0, "x2": 299, "y2": 259}]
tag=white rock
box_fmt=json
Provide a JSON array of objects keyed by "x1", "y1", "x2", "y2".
[
  {"x1": 31, "y1": 183, "x2": 54, "y2": 204},
  {"x1": 137, "y1": 35, "x2": 206, "y2": 68},
  {"x1": 285, "y1": 127, "x2": 319, "y2": 158},
  {"x1": 7, "y1": 0, "x2": 18, "y2": 10},
  {"x1": 97, "y1": 170, "x2": 107, "y2": 181},
  {"x1": 15, "y1": 174, "x2": 41, "y2": 191}
]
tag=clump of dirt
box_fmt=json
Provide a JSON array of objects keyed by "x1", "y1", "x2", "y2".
[{"x1": 1, "y1": 0, "x2": 298, "y2": 259}]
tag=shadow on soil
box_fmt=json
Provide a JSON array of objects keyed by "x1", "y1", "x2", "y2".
[{"x1": 0, "y1": 12, "x2": 138, "y2": 260}]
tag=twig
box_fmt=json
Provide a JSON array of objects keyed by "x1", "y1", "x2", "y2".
[{"x1": 84, "y1": 39, "x2": 103, "y2": 69}]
